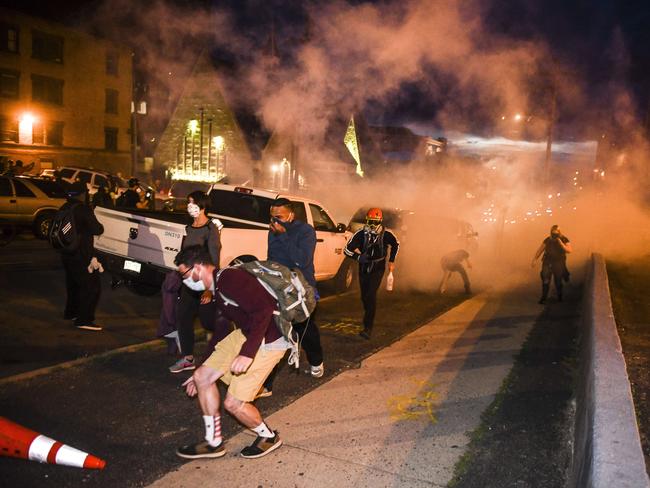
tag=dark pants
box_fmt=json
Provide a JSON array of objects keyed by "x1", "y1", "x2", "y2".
[
  {"x1": 62, "y1": 259, "x2": 101, "y2": 327},
  {"x1": 540, "y1": 259, "x2": 567, "y2": 299},
  {"x1": 444, "y1": 263, "x2": 471, "y2": 293},
  {"x1": 177, "y1": 285, "x2": 217, "y2": 356},
  {"x1": 263, "y1": 308, "x2": 323, "y2": 390},
  {"x1": 359, "y1": 266, "x2": 385, "y2": 333}
]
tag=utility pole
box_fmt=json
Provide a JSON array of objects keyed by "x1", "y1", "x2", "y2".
[
  {"x1": 130, "y1": 50, "x2": 137, "y2": 177},
  {"x1": 199, "y1": 107, "x2": 204, "y2": 175}
]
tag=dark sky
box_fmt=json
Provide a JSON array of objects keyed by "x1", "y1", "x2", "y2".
[{"x1": 4, "y1": 0, "x2": 650, "y2": 135}]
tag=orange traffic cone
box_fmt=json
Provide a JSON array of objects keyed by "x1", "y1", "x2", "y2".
[{"x1": 0, "y1": 417, "x2": 106, "y2": 469}]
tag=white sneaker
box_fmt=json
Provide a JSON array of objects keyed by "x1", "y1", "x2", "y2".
[{"x1": 310, "y1": 363, "x2": 324, "y2": 378}]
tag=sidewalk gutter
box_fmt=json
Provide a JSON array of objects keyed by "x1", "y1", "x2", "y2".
[
  {"x1": 0, "y1": 337, "x2": 170, "y2": 386},
  {"x1": 569, "y1": 253, "x2": 649, "y2": 488},
  {"x1": 148, "y1": 288, "x2": 539, "y2": 488}
]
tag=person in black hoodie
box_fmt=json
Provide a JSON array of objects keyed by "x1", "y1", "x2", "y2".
[
  {"x1": 344, "y1": 208, "x2": 399, "y2": 340},
  {"x1": 60, "y1": 182, "x2": 105, "y2": 331}
]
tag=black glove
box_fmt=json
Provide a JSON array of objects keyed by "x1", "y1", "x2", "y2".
[{"x1": 358, "y1": 254, "x2": 370, "y2": 264}]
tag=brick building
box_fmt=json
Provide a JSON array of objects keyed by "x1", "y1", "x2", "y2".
[{"x1": 0, "y1": 8, "x2": 133, "y2": 174}]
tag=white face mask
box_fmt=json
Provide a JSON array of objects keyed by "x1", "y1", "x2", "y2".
[
  {"x1": 183, "y1": 276, "x2": 206, "y2": 291},
  {"x1": 187, "y1": 203, "x2": 201, "y2": 219}
]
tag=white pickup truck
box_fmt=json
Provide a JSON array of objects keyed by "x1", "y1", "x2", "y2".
[{"x1": 94, "y1": 184, "x2": 355, "y2": 294}]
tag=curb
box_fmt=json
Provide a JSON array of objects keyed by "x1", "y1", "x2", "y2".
[
  {"x1": 570, "y1": 253, "x2": 649, "y2": 487},
  {"x1": 0, "y1": 339, "x2": 163, "y2": 386}
]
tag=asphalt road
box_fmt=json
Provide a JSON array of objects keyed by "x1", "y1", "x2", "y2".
[
  {"x1": 0, "y1": 234, "x2": 162, "y2": 378},
  {"x1": 0, "y1": 235, "x2": 465, "y2": 487}
]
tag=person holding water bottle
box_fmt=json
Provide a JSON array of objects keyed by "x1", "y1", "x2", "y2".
[{"x1": 344, "y1": 208, "x2": 400, "y2": 340}]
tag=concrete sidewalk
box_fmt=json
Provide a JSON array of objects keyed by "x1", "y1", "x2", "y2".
[{"x1": 148, "y1": 287, "x2": 541, "y2": 488}]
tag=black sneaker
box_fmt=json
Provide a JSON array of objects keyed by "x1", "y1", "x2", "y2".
[
  {"x1": 240, "y1": 432, "x2": 282, "y2": 459},
  {"x1": 538, "y1": 298, "x2": 546, "y2": 304},
  {"x1": 176, "y1": 440, "x2": 226, "y2": 459},
  {"x1": 359, "y1": 330, "x2": 371, "y2": 340}
]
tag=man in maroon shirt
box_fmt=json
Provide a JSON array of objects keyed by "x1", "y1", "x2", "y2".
[{"x1": 174, "y1": 246, "x2": 288, "y2": 460}]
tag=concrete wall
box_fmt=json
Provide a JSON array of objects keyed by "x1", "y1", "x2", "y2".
[{"x1": 570, "y1": 253, "x2": 649, "y2": 488}]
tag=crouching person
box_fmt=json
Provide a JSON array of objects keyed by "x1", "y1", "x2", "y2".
[{"x1": 174, "y1": 245, "x2": 287, "y2": 460}]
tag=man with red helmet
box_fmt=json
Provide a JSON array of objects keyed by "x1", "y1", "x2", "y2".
[{"x1": 344, "y1": 207, "x2": 400, "y2": 339}]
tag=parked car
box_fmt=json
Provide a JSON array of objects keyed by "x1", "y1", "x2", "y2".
[
  {"x1": 39, "y1": 169, "x2": 57, "y2": 179},
  {"x1": 94, "y1": 184, "x2": 354, "y2": 295},
  {"x1": 57, "y1": 166, "x2": 126, "y2": 196},
  {"x1": 348, "y1": 206, "x2": 478, "y2": 252},
  {"x1": 0, "y1": 175, "x2": 67, "y2": 238}
]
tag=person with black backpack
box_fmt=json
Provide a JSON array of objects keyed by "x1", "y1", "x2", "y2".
[
  {"x1": 54, "y1": 181, "x2": 105, "y2": 331},
  {"x1": 344, "y1": 208, "x2": 399, "y2": 340}
]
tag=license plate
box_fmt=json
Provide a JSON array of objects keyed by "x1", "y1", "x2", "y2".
[{"x1": 123, "y1": 260, "x2": 142, "y2": 273}]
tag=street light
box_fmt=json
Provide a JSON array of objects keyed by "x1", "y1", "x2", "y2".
[
  {"x1": 213, "y1": 135, "x2": 224, "y2": 150},
  {"x1": 212, "y1": 136, "x2": 225, "y2": 178}
]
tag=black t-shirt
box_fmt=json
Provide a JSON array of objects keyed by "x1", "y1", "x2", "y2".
[
  {"x1": 118, "y1": 189, "x2": 140, "y2": 208},
  {"x1": 543, "y1": 235, "x2": 569, "y2": 261}
]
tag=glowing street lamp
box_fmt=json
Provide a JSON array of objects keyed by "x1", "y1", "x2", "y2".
[
  {"x1": 187, "y1": 119, "x2": 199, "y2": 135},
  {"x1": 513, "y1": 113, "x2": 523, "y2": 122},
  {"x1": 213, "y1": 135, "x2": 224, "y2": 151}
]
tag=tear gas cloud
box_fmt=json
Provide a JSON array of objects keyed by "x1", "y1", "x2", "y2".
[{"x1": 82, "y1": 0, "x2": 649, "y2": 292}]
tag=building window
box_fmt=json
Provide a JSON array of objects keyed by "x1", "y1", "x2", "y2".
[
  {"x1": 105, "y1": 89, "x2": 118, "y2": 114},
  {"x1": 0, "y1": 116, "x2": 19, "y2": 143},
  {"x1": 106, "y1": 51, "x2": 119, "y2": 76},
  {"x1": 33, "y1": 121, "x2": 63, "y2": 146},
  {"x1": 105, "y1": 127, "x2": 118, "y2": 151},
  {"x1": 48, "y1": 121, "x2": 63, "y2": 145},
  {"x1": 32, "y1": 75, "x2": 64, "y2": 105},
  {"x1": 32, "y1": 30, "x2": 63, "y2": 63},
  {"x1": 1, "y1": 23, "x2": 19, "y2": 53},
  {"x1": 0, "y1": 70, "x2": 19, "y2": 98}
]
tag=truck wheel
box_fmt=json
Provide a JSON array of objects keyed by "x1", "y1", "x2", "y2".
[
  {"x1": 126, "y1": 281, "x2": 160, "y2": 296},
  {"x1": 33, "y1": 212, "x2": 54, "y2": 239},
  {"x1": 334, "y1": 260, "x2": 356, "y2": 292}
]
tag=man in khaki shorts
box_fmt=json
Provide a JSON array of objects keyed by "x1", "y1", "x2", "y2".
[{"x1": 174, "y1": 245, "x2": 288, "y2": 460}]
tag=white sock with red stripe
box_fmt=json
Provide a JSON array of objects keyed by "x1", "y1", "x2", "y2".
[{"x1": 203, "y1": 415, "x2": 222, "y2": 447}]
